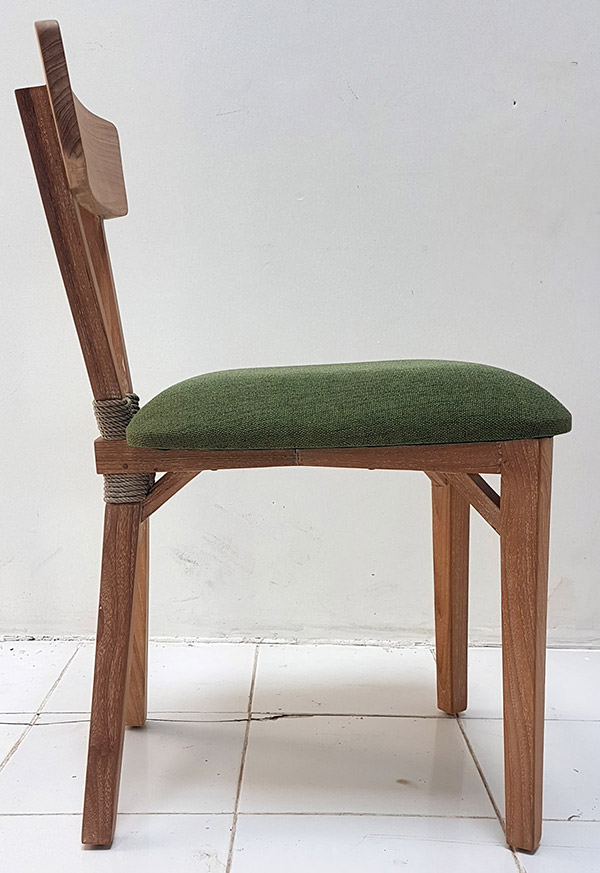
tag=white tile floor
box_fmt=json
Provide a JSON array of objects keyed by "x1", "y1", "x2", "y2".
[{"x1": 0, "y1": 641, "x2": 598, "y2": 871}]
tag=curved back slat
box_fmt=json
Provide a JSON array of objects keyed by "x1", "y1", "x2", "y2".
[{"x1": 35, "y1": 19, "x2": 128, "y2": 219}]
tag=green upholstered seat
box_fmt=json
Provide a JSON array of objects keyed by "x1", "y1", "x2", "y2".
[{"x1": 126, "y1": 359, "x2": 571, "y2": 451}]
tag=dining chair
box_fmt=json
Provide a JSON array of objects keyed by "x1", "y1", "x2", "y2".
[{"x1": 16, "y1": 20, "x2": 571, "y2": 853}]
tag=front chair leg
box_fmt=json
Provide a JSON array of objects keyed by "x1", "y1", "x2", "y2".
[
  {"x1": 126, "y1": 518, "x2": 150, "y2": 727},
  {"x1": 82, "y1": 502, "x2": 143, "y2": 847},
  {"x1": 431, "y1": 476, "x2": 470, "y2": 715},
  {"x1": 500, "y1": 438, "x2": 552, "y2": 852}
]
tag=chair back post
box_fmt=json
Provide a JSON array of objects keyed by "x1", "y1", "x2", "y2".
[{"x1": 15, "y1": 20, "x2": 132, "y2": 401}]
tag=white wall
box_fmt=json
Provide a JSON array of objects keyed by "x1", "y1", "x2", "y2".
[{"x1": 2, "y1": 1, "x2": 598, "y2": 645}]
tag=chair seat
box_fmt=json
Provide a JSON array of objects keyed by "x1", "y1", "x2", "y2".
[{"x1": 126, "y1": 359, "x2": 571, "y2": 451}]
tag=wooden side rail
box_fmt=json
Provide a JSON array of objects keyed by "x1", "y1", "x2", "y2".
[{"x1": 95, "y1": 439, "x2": 503, "y2": 475}]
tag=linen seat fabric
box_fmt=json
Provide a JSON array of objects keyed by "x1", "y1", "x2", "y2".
[{"x1": 126, "y1": 359, "x2": 571, "y2": 451}]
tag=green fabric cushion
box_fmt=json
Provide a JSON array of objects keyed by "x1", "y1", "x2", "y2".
[{"x1": 126, "y1": 360, "x2": 571, "y2": 450}]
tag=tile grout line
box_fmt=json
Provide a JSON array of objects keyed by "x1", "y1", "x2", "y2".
[
  {"x1": 456, "y1": 713, "x2": 528, "y2": 869},
  {"x1": 18, "y1": 711, "x2": 600, "y2": 724},
  {"x1": 152, "y1": 711, "x2": 450, "y2": 721},
  {"x1": 1, "y1": 809, "x2": 598, "y2": 822},
  {"x1": 32, "y1": 643, "x2": 83, "y2": 721},
  {"x1": 511, "y1": 849, "x2": 528, "y2": 873},
  {"x1": 0, "y1": 810, "x2": 502, "y2": 819},
  {"x1": 152, "y1": 712, "x2": 451, "y2": 720},
  {"x1": 225, "y1": 643, "x2": 260, "y2": 873},
  {"x1": 27, "y1": 710, "x2": 600, "y2": 723},
  {"x1": 0, "y1": 643, "x2": 81, "y2": 774},
  {"x1": 233, "y1": 811, "x2": 501, "y2": 820},
  {"x1": 456, "y1": 716, "x2": 505, "y2": 829}
]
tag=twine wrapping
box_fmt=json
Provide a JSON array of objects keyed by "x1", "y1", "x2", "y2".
[{"x1": 93, "y1": 393, "x2": 154, "y2": 504}]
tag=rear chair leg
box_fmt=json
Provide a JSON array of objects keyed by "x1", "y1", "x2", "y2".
[
  {"x1": 500, "y1": 439, "x2": 552, "y2": 853},
  {"x1": 431, "y1": 477, "x2": 470, "y2": 715},
  {"x1": 126, "y1": 518, "x2": 150, "y2": 727},
  {"x1": 82, "y1": 502, "x2": 142, "y2": 847}
]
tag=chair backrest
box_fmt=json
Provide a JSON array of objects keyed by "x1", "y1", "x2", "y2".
[
  {"x1": 15, "y1": 20, "x2": 132, "y2": 400},
  {"x1": 35, "y1": 19, "x2": 128, "y2": 220}
]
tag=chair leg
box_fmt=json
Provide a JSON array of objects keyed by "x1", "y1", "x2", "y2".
[
  {"x1": 126, "y1": 518, "x2": 149, "y2": 727},
  {"x1": 431, "y1": 478, "x2": 470, "y2": 714},
  {"x1": 82, "y1": 502, "x2": 143, "y2": 847},
  {"x1": 500, "y1": 439, "x2": 552, "y2": 852}
]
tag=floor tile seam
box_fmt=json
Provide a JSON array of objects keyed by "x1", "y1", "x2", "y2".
[
  {"x1": 511, "y1": 850, "x2": 528, "y2": 873},
  {"x1": 456, "y1": 716, "x2": 506, "y2": 832},
  {"x1": 32, "y1": 642, "x2": 83, "y2": 720},
  {"x1": 29, "y1": 716, "x2": 251, "y2": 725},
  {"x1": 234, "y1": 811, "x2": 500, "y2": 820},
  {"x1": 0, "y1": 643, "x2": 82, "y2": 724},
  {"x1": 0, "y1": 811, "x2": 236, "y2": 817},
  {"x1": 226, "y1": 644, "x2": 259, "y2": 873},
  {"x1": 17, "y1": 712, "x2": 600, "y2": 723},
  {"x1": 0, "y1": 723, "x2": 35, "y2": 775},
  {"x1": 0, "y1": 646, "x2": 83, "y2": 774},
  {"x1": 2, "y1": 712, "x2": 454, "y2": 726},
  {"x1": 3, "y1": 810, "x2": 597, "y2": 823},
  {"x1": 458, "y1": 716, "x2": 523, "y2": 873},
  {"x1": 37, "y1": 711, "x2": 452, "y2": 719},
  {"x1": 0, "y1": 810, "x2": 500, "y2": 820},
  {"x1": 32, "y1": 710, "x2": 249, "y2": 716},
  {"x1": 8, "y1": 718, "x2": 90, "y2": 727},
  {"x1": 455, "y1": 719, "x2": 526, "y2": 873},
  {"x1": 249, "y1": 711, "x2": 449, "y2": 719},
  {"x1": 460, "y1": 716, "x2": 600, "y2": 724}
]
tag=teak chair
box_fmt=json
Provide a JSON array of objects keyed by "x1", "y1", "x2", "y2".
[{"x1": 16, "y1": 20, "x2": 571, "y2": 853}]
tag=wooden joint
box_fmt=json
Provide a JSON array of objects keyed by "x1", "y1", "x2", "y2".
[
  {"x1": 446, "y1": 472, "x2": 500, "y2": 533},
  {"x1": 427, "y1": 471, "x2": 500, "y2": 533},
  {"x1": 141, "y1": 473, "x2": 200, "y2": 519},
  {"x1": 425, "y1": 471, "x2": 448, "y2": 488}
]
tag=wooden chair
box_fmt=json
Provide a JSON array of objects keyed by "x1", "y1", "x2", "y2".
[{"x1": 16, "y1": 20, "x2": 571, "y2": 853}]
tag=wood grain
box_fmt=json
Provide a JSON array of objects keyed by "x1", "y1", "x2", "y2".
[
  {"x1": 77, "y1": 206, "x2": 132, "y2": 394},
  {"x1": 445, "y1": 472, "x2": 500, "y2": 533},
  {"x1": 500, "y1": 438, "x2": 552, "y2": 852},
  {"x1": 16, "y1": 86, "x2": 123, "y2": 399},
  {"x1": 82, "y1": 502, "x2": 142, "y2": 846},
  {"x1": 125, "y1": 518, "x2": 149, "y2": 728},
  {"x1": 431, "y1": 478, "x2": 470, "y2": 714},
  {"x1": 35, "y1": 20, "x2": 128, "y2": 219},
  {"x1": 425, "y1": 471, "x2": 447, "y2": 487},
  {"x1": 95, "y1": 440, "x2": 502, "y2": 474},
  {"x1": 95, "y1": 440, "x2": 298, "y2": 473},
  {"x1": 298, "y1": 443, "x2": 501, "y2": 472}
]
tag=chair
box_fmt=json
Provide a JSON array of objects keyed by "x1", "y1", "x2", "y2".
[{"x1": 16, "y1": 20, "x2": 571, "y2": 852}]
